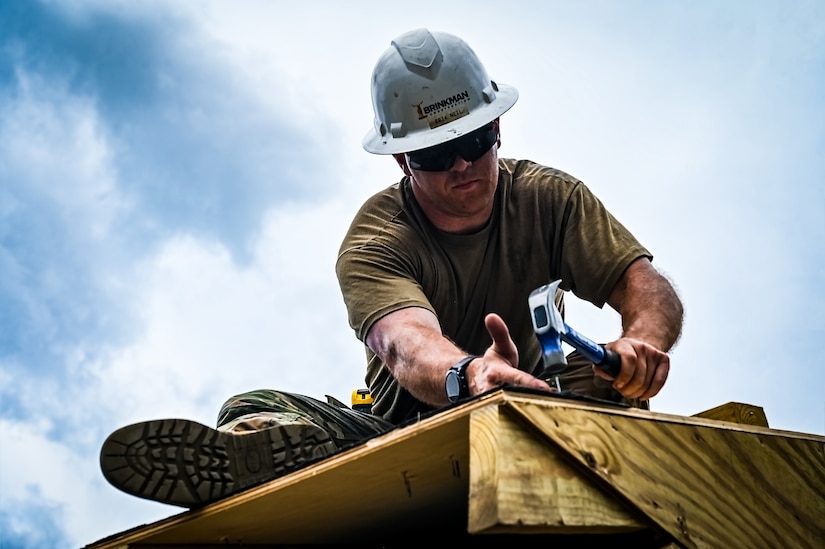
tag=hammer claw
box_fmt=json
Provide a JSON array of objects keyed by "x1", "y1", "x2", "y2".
[{"x1": 529, "y1": 280, "x2": 623, "y2": 382}]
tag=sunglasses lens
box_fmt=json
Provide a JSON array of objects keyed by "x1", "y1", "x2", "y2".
[
  {"x1": 455, "y1": 124, "x2": 497, "y2": 163},
  {"x1": 407, "y1": 147, "x2": 454, "y2": 172},
  {"x1": 407, "y1": 123, "x2": 497, "y2": 172}
]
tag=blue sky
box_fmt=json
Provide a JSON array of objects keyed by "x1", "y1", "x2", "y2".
[{"x1": 1, "y1": 1, "x2": 823, "y2": 547}]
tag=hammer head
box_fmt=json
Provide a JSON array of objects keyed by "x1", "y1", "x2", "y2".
[{"x1": 528, "y1": 280, "x2": 567, "y2": 377}]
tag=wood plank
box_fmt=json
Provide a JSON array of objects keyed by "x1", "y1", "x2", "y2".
[
  {"x1": 505, "y1": 396, "x2": 825, "y2": 549},
  {"x1": 86, "y1": 390, "x2": 824, "y2": 547},
  {"x1": 468, "y1": 403, "x2": 652, "y2": 534},
  {"x1": 85, "y1": 396, "x2": 498, "y2": 548},
  {"x1": 692, "y1": 402, "x2": 769, "y2": 427}
]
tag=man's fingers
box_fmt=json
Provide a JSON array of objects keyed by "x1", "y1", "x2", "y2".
[
  {"x1": 607, "y1": 338, "x2": 670, "y2": 400},
  {"x1": 484, "y1": 313, "x2": 509, "y2": 347},
  {"x1": 469, "y1": 355, "x2": 553, "y2": 395},
  {"x1": 493, "y1": 368, "x2": 554, "y2": 393},
  {"x1": 623, "y1": 344, "x2": 653, "y2": 398},
  {"x1": 639, "y1": 354, "x2": 669, "y2": 400},
  {"x1": 483, "y1": 313, "x2": 518, "y2": 368},
  {"x1": 606, "y1": 339, "x2": 635, "y2": 388}
]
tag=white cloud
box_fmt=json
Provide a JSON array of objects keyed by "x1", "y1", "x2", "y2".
[
  {"x1": 1, "y1": 197, "x2": 378, "y2": 545},
  {"x1": 0, "y1": 417, "x2": 174, "y2": 547},
  {"x1": 87, "y1": 198, "x2": 372, "y2": 431},
  {"x1": 1, "y1": 71, "x2": 125, "y2": 238}
]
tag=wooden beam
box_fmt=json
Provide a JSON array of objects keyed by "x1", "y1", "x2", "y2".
[
  {"x1": 85, "y1": 399, "x2": 488, "y2": 548},
  {"x1": 85, "y1": 390, "x2": 824, "y2": 548},
  {"x1": 505, "y1": 396, "x2": 825, "y2": 549},
  {"x1": 468, "y1": 404, "x2": 653, "y2": 535},
  {"x1": 692, "y1": 402, "x2": 769, "y2": 427}
]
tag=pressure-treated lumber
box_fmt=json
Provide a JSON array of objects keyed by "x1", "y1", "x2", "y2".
[
  {"x1": 505, "y1": 395, "x2": 825, "y2": 549},
  {"x1": 692, "y1": 401, "x2": 769, "y2": 427},
  {"x1": 86, "y1": 401, "x2": 480, "y2": 547},
  {"x1": 468, "y1": 403, "x2": 651, "y2": 534},
  {"x1": 85, "y1": 390, "x2": 824, "y2": 548}
]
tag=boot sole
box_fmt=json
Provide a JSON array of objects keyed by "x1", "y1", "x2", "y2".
[{"x1": 100, "y1": 418, "x2": 336, "y2": 507}]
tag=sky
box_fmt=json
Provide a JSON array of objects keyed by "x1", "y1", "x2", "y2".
[{"x1": 0, "y1": 0, "x2": 823, "y2": 547}]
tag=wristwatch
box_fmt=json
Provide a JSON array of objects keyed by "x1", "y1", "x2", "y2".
[{"x1": 445, "y1": 355, "x2": 478, "y2": 404}]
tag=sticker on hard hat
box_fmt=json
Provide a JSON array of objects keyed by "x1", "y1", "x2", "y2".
[
  {"x1": 415, "y1": 90, "x2": 471, "y2": 129},
  {"x1": 428, "y1": 106, "x2": 470, "y2": 129}
]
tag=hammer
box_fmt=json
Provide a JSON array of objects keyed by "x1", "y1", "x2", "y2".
[{"x1": 528, "y1": 280, "x2": 622, "y2": 390}]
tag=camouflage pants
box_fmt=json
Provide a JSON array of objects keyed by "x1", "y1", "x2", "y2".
[
  {"x1": 215, "y1": 352, "x2": 647, "y2": 451},
  {"x1": 216, "y1": 390, "x2": 394, "y2": 450}
]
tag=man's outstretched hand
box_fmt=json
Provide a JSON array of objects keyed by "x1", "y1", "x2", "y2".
[{"x1": 465, "y1": 313, "x2": 554, "y2": 397}]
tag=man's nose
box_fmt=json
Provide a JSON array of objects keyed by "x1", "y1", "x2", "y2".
[{"x1": 449, "y1": 155, "x2": 473, "y2": 172}]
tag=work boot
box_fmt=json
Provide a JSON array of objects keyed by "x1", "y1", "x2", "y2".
[{"x1": 99, "y1": 418, "x2": 336, "y2": 507}]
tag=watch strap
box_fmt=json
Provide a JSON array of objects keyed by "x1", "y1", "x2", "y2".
[{"x1": 446, "y1": 355, "x2": 479, "y2": 403}]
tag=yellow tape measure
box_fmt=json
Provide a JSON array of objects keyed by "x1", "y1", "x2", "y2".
[{"x1": 351, "y1": 388, "x2": 373, "y2": 412}]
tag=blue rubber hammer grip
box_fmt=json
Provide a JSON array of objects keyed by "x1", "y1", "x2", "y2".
[{"x1": 561, "y1": 324, "x2": 622, "y2": 378}]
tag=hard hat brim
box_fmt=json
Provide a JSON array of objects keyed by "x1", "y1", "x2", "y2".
[{"x1": 362, "y1": 83, "x2": 518, "y2": 155}]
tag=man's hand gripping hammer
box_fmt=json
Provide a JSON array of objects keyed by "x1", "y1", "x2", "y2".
[{"x1": 528, "y1": 280, "x2": 621, "y2": 391}]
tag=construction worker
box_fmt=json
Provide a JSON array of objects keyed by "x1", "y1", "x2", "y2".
[
  {"x1": 336, "y1": 28, "x2": 682, "y2": 423},
  {"x1": 100, "y1": 28, "x2": 683, "y2": 508}
]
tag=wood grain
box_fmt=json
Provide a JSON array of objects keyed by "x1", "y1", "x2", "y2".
[
  {"x1": 692, "y1": 401, "x2": 769, "y2": 427},
  {"x1": 85, "y1": 398, "x2": 489, "y2": 548},
  {"x1": 468, "y1": 404, "x2": 650, "y2": 534},
  {"x1": 85, "y1": 390, "x2": 823, "y2": 548},
  {"x1": 506, "y1": 398, "x2": 825, "y2": 549}
]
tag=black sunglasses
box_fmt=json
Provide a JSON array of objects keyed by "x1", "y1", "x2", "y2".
[{"x1": 406, "y1": 123, "x2": 498, "y2": 172}]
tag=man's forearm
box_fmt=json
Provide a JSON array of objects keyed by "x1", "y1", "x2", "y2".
[
  {"x1": 610, "y1": 258, "x2": 684, "y2": 351},
  {"x1": 366, "y1": 307, "x2": 468, "y2": 406}
]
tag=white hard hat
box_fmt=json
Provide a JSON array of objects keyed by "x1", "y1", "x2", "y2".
[{"x1": 363, "y1": 28, "x2": 519, "y2": 155}]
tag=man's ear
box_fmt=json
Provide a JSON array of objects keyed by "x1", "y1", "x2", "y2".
[{"x1": 393, "y1": 153, "x2": 412, "y2": 176}]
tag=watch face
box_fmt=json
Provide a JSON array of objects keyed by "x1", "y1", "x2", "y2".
[{"x1": 446, "y1": 370, "x2": 461, "y2": 402}]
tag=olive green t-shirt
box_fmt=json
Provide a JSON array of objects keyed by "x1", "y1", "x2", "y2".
[{"x1": 335, "y1": 158, "x2": 651, "y2": 424}]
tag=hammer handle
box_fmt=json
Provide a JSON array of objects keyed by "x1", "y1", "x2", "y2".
[
  {"x1": 561, "y1": 325, "x2": 622, "y2": 379},
  {"x1": 598, "y1": 349, "x2": 622, "y2": 378}
]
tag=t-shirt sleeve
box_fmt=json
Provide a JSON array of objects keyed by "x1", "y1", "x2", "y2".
[
  {"x1": 336, "y1": 242, "x2": 434, "y2": 342},
  {"x1": 335, "y1": 189, "x2": 437, "y2": 343},
  {"x1": 555, "y1": 180, "x2": 652, "y2": 307}
]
